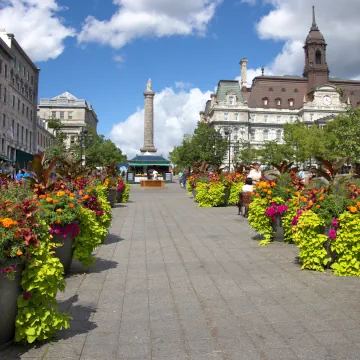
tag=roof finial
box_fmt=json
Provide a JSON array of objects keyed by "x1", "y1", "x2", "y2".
[{"x1": 311, "y1": 5, "x2": 318, "y2": 30}]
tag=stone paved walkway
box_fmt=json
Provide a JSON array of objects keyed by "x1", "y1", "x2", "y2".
[{"x1": 2, "y1": 183, "x2": 360, "y2": 360}]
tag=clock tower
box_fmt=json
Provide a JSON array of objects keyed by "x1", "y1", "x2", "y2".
[{"x1": 303, "y1": 6, "x2": 330, "y2": 91}]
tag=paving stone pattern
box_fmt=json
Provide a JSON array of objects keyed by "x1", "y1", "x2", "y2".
[{"x1": 2, "y1": 183, "x2": 360, "y2": 360}]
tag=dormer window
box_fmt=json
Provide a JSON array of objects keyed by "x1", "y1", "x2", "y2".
[
  {"x1": 275, "y1": 98, "x2": 281, "y2": 106},
  {"x1": 229, "y1": 96, "x2": 235, "y2": 105},
  {"x1": 288, "y1": 98, "x2": 294, "y2": 107},
  {"x1": 281, "y1": 88, "x2": 286, "y2": 92},
  {"x1": 269, "y1": 87, "x2": 273, "y2": 92},
  {"x1": 262, "y1": 97, "x2": 269, "y2": 106},
  {"x1": 294, "y1": 88, "x2": 299, "y2": 93}
]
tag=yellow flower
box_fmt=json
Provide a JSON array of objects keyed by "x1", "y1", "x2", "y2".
[
  {"x1": 56, "y1": 191, "x2": 65, "y2": 197},
  {"x1": 56, "y1": 209, "x2": 62, "y2": 213},
  {"x1": 46, "y1": 197, "x2": 53, "y2": 203}
]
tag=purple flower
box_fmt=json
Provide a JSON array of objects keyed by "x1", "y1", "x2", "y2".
[
  {"x1": 12, "y1": 265, "x2": 17, "y2": 271},
  {"x1": 292, "y1": 216, "x2": 299, "y2": 226},
  {"x1": 23, "y1": 291, "x2": 31, "y2": 300},
  {"x1": 329, "y1": 229, "x2": 337, "y2": 240},
  {"x1": 331, "y1": 218, "x2": 339, "y2": 228}
]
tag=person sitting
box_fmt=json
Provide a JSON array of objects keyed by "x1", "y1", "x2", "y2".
[
  {"x1": 248, "y1": 163, "x2": 262, "y2": 183},
  {"x1": 242, "y1": 177, "x2": 254, "y2": 192}
]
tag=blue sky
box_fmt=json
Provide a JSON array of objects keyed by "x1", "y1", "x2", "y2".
[{"x1": 1, "y1": 0, "x2": 360, "y2": 157}]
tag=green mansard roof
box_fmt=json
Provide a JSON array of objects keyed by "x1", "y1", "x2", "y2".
[{"x1": 216, "y1": 80, "x2": 244, "y2": 103}]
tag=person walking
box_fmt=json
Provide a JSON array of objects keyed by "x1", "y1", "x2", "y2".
[
  {"x1": 248, "y1": 163, "x2": 262, "y2": 183},
  {"x1": 178, "y1": 171, "x2": 183, "y2": 186},
  {"x1": 152, "y1": 169, "x2": 158, "y2": 180},
  {"x1": 16, "y1": 170, "x2": 24, "y2": 182}
]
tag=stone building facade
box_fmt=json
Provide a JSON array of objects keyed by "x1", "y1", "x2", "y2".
[
  {"x1": 38, "y1": 91, "x2": 98, "y2": 148},
  {"x1": 0, "y1": 30, "x2": 47, "y2": 166},
  {"x1": 200, "y1": 7, "x2": 360, "y2": 169}
]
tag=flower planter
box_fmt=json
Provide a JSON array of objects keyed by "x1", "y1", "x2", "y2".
[
  {"x1": 54, "y1": 233, "x2": 74, "y2": 275},
  {"x1": 0, "y1": 263, "x2": 23, "y2": 350},
  {"x1": 272, "y1": 216, "x2": 285, "y2": 242},
  {"x1": 116, "y1": 191, "x2": 123, "y2": 203},
  {"x1": 223, "y1": 187, "x2": 230, "y2": 207},
  {"x1": 107, "y1": 189, "x2": 117, "y2": 208},
  {"x1": 320, "y1": 225, "x2": 337, "y2": 268}
]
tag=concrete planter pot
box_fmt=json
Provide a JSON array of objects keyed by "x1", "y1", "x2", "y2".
[
  {"x1": 223, "y1": 187, "x2": 230, "y2": 207},
  {"x1": 192, "y1": 189, "x2": 197, "y2": 200},
  {"x1": 272, "y1": 216, "x2": 284, "y2": 242},
  {"x1": 0, "y1": 263, "x2": 24, "y2": 350},
  {"x1": 107, "y1": 189, "x2": 117, "y2": 208},
  {"x1": 116, "y1": 191, "x2": 123, "y2": 204},
  {"x1": 53, "y1": 233, "x2": 74, "y2": 275}
]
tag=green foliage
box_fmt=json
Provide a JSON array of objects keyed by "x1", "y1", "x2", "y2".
[
  {"x1": 257, "y1": 141, "x2": 292, "y2": 165},
  {"x1": 331, "y1": 212, "x2": 360, "y2": 276},
  {"x1": 45, "y1": 119, "x2": 68, "y2": 162},
  {"x1": 170, "y1": 122, "x2": 228, "y2": 169},
  {"x1": 0, "y1": 182, "x2": 32, "y2": 202},
  {"x1": 281, "y1": 198, "x2": 297, "y2": 244},
  {"x1": 94, "y1": 185, "x2": 112, "y2": 231},
  {"x1": 248, "y1": 197, "x2": 273, "y2": 243},
  {"x1": 121, "y1": 184, "x2": 131, "y2": 203},
  {"x1": 186, "y1": 181, "x2": 192, "y2": 195},
  {"x1": 229, "y1": 182, "x2": 244, "y2": 204},
  {"x1": 15, "y1": 222, "x2": 70, "y2": 344},
  {"x1": 236, "y1": 141, "x2": 260, "y2": 166},
  {"x1": 28, "y1": 152, "x2": 58, "y2": 190},
  {"x1": 293, "y1": 211, "x2": 330, "y2": 272},
  {"x1": 195, "y1": 182, "x2": 226, "y2": 207}
]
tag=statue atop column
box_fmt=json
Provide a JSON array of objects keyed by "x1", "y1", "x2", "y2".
[{"x1": 146, "y1": 78, "x2": 152, "y2": 92}]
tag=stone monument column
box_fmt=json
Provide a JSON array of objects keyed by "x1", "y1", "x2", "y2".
[{"x1": 141, "y1": 79, "x2": 157, "y2": 153}]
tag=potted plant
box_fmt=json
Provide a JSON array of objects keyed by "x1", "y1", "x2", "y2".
[
  {"x1": 116, "y1": 178, "x2": 125, "y2": 203},
  {"x1": 40, "y1": 189, "x2": 80, "y2": 275},
  {"x1": 0, "y1": 199, "x2": 41, "y2": 349}
]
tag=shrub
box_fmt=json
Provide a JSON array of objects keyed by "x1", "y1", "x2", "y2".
[
  {"x1": 121, "y1": 184, "x2": 131, "y2": 203},
  {"x1": 195, "y1": 182, "x2": 226, "y2": 207},
  {"x1": 228, "y1": 182, "x2": 244, "y2": 205}
]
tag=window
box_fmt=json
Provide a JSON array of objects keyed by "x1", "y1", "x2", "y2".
[
  {"x1": 224, "y1": 112, "x2": 228, "y2": 121},
  {"x1": 22, "y1": 66, "x2": 25, "y2": 76},
  {"x1": 263, "y1": 130, "x2": 269, "y2": 141},
  {"x1": 60, "y1": 111, "x2": 64, "y2": 119},
  {"x1": 70, "y1": 136, "x2": 76, "y2": 146},
  {"x1": 269, "y1": 87, "x2": 273, "y2": 92},
  {"x1": 281, "y1": 88, "x2": 286, "y2": 92},
  {"x1": 277, "y1": 116, "x2": 281, "y2": 123},
  {"x1": 250, "y1": 114, "x2": 255, "y2": 122},
  {"x1": 30, "y1": 110, "x2": 32, "y2": 122},
  {"x1": 12, "y1": 95, "x2": 15, "y2": 108},
  {"x1": 264, "y1": 115, "x2": 268, "y2": 123},
  {"x1": 0, "y1": 59, "x2": 2, "y2": 74},
  {"x1": 30, "y1": 131, "x2": 32, "y2": 149},
  {"x1": 294, "y1": 88, "x2": 299, "y2": 93},
  {"x1": 276, "y1": 130, "x2": 281, "y2": 141},
  {"x1": 31, "y1": 75, "x2": 33, "y2": 85},
  {"x1": 51, "y1": 111, "x2": 56, "y2": 119},
  {"x1": 21, "y1": 126, "x2": 24, "y2": 144},
  {"x1": 229, "y1": 96, "x2": 235, "y2": 105},
  {"x1": 2, "y1": 114, "x2": 5, "y2": 127},
  {"x1": 250, "y1": 130, "x2": 255, "y2": 141},
  {"x1": 22, "y1": 103, "x2": 25, "y2": 115},
  {"x1": 310, "y1": 114, "x2": 314, "y2": 121},
  {"x1": 4, "y1": 64, "x2": 7, "y2": 78},
  {"x1": 290, "y1": 116, "x2": 294, "y2": 123},
  {"x1": 275, "y1": 98, "x2": 281, "y2": 106},
  {"x1": 37, "y1": 132, "x2": 39, "y2": 145},
  {"x1": 17, "y1": 124, "x2": 19, "y2": 142},
  {"x1": 17, "y1": 99, "x2": 20, "y2": 111},
  {"x1": 1, "y1": 138, "x2": 3, "y2": 152},
  {"x1": 12, "y1": 120, "x2": 14, "y2": 137},
  {"x1": 26, "y1": 71, "x2": 29, "y2": 81},
  {"x1": 316, "y1": 50, "x2": 322, "y2": 64},
  {"x1": 288, "y1": 98, "x2": 294, "y2": 107},
  {"x1": 26, "y1": 106, "x2": 29, "y2": 118},
  {"x1": 26, "y1": 129, "x2": 28, "y2": 146},
  {"x1": 3, "y1": 87, "x2": 6, "y2": 103},
  {"x1": 17, "y1": 62, "x2": 20, "y2": 72},
  {"x1": 68, "y1": 111, "x2": 73, "y2": 120},
  {"x1": 262, "y1": 97, "x2": 268, "y2": 106}
]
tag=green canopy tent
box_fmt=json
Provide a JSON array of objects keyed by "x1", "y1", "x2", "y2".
[{"x1": 128, "y1": 155, "x2": 171, "y2": 182}]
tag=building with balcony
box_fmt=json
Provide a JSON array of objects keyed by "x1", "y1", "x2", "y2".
[
  {"x1": 200, "y1": 7, "x2": 360, "y2": 169},
  {"x1": 38, "y1": 91, "x2": 98, "y2": 148},
  {"x1": 0, "y1": 30, "x2": 40, "y2": 166}
]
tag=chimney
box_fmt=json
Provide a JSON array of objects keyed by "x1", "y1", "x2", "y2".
[
  {"x1": 210, "y1": 93, "x2": 217, "y2": 106},
  {"x1": 240, "y1": 58, "x2": 248, "y2": 89}
]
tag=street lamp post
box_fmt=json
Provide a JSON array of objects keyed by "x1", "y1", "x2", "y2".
[
  {"x1": 223, "y1": 126, "x2": 234, "y2": 171},
  {"x1": 78, "y1": 128, "x2": 89, "y2": 166}
]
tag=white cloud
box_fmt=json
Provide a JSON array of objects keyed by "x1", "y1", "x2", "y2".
[
  {"x1": 246, "y1": 0, "x2": 360, "y2": 81},
  {"x1": 113, "y1": 54, "x2": 124, "y2": 63},
  {"x1": 78, "y1": 0, "x2": 222, "y2": 49},
  {"x1": 109, "y1": 85, "x2": 212, "y2": 159},
  {"x1": 175, "y1": 81, "x2": 194, "y2": 89},
  {"x1": 0, "y1": 0, "x2": 75, "y2": 62}
]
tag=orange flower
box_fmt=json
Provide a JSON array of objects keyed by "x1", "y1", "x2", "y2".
[
  {"x1": 295, "y1": 191, "x2": 301, "y2": 197},
  {"x1": 300, "y1": 196, "x2": 307, "y2": 202},
  {"x1": 46, "y1": 198, "x2": 53, "y2": 203},
  {"x1": 65, "y1": 190, "x2": 71, "y2": 195},
  {"x1": 319, "y1": 196, "x2": 325, "y2": 201},
  {"x1": 356, "y1": 202, "x2": 360, "y2": 208},
  {"x1": 69, "y1": 193, "x2": 75, "y2": 197},
  {"x1": 316, "y1": 204, "x2": 321, "y2": 209},
  {"x1": 286, "y1": 189, "x2": 291, "y2": 193},
  {"x1": 256, "y1": 193, "x2": 260, "y2": 197},
  {"x1": 69, "y1": 203, "x2": 74, "y2": 208},
  {"x1": 52, "y1": 200, "x2": 58, "y2": 204},
  {"x1": 1, "y1": 218, "x2": 16, "y2": 228},
  {"x1": 271, "y1": 182, "x2": 276, "y2": 187},
  {"x1": 263, "y1": 189, "x2": 268, "y2": 193},
  {"x1": 348, "y1": 206, "x2": 357, "y2": 214},
  {"x1": 56, "y1": 208, "x2": 62, "y2": 213},
  {"x1": 55, "y1": 220, "x2": 61, "y2": 224},
  {"x1": 57, "y1": 191, "x2": 65, "y2": 197},
  {"x1": 39, "y1": 195, "x2": 46, "y2": 199},
  {"x1": 308, "y1": 201, "x2": 313, "y2": 207},
  {"x1": 251, "y1": 192, "x2": 255, "y2": 196},
  {"x1": 87, "y1": 189, "x2": 91, "y2": 193},
  {"x1": 268, "y1": 196, "x2": 272, "y2": 200},
  {"x1": 16, "y1": 250, "x2": 23, "y2": 256},
  {"x1": 79, "y1": 190, "x2": 83, "y2": 196},
  {"x1": 267, "y1": 190, "x2": 272, "y2": 195}
]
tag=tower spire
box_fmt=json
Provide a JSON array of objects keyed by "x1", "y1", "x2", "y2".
[{"x1": 311, "y1": 5, "x2": 318, "y2": 30}]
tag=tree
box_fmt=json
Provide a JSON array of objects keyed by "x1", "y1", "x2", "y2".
[
  {"x1": 257, "y1": 141, "x2": 292, "y2": 166},
  {"x1": 324, "y1": 108, "x2": 360, "y2": 162},
  {"x1": 73, "y1": 129, "x2": 126, "y2": 168},
  {"x1": 45, "y1": 119, "x2": 68, "y2": 162},
  {"x1": 236, "y1": 141, "x2": 260, "y2": 166}
]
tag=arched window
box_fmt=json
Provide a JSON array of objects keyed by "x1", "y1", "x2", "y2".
[
  {"x1": 276, "y1": 129, "x2": 281, "y2": 141},
  {"x1": 263, "y1": 129, "x2": 269, "y2": 141},
  {"x1": 229, "y1": 96, "x2": 235, "y2": 105},
  {"x1": 316, "y1": 50, "x2": 322, "y2": 65},
  {"x1": 250, "y1": 130, "x2": 255, "y2": 141},
  {"x1": 262, "y1": 97, "x2": 269, "y2": 106},
  {"x1": 288, "y1": 98, "x2": 294, "y2": 107},
  {"x1": 275, "y1": 98, "x2": 281, "y2": 106}
]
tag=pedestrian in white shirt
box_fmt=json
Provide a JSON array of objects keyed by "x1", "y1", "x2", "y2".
[
  {"x1": 152, "y1": 169, "x2": 158, "y2": 180},
  {"x1": 242, "y1": 178, "x2": 254, "y2": 192},
  {"x1": 248, "y1": 163, "x2": 262, "y2": 183}
]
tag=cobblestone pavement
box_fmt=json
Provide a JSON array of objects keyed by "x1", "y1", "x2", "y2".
[{"x1": 2, "y1": 183, "x2": 360, "y2": 360}]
